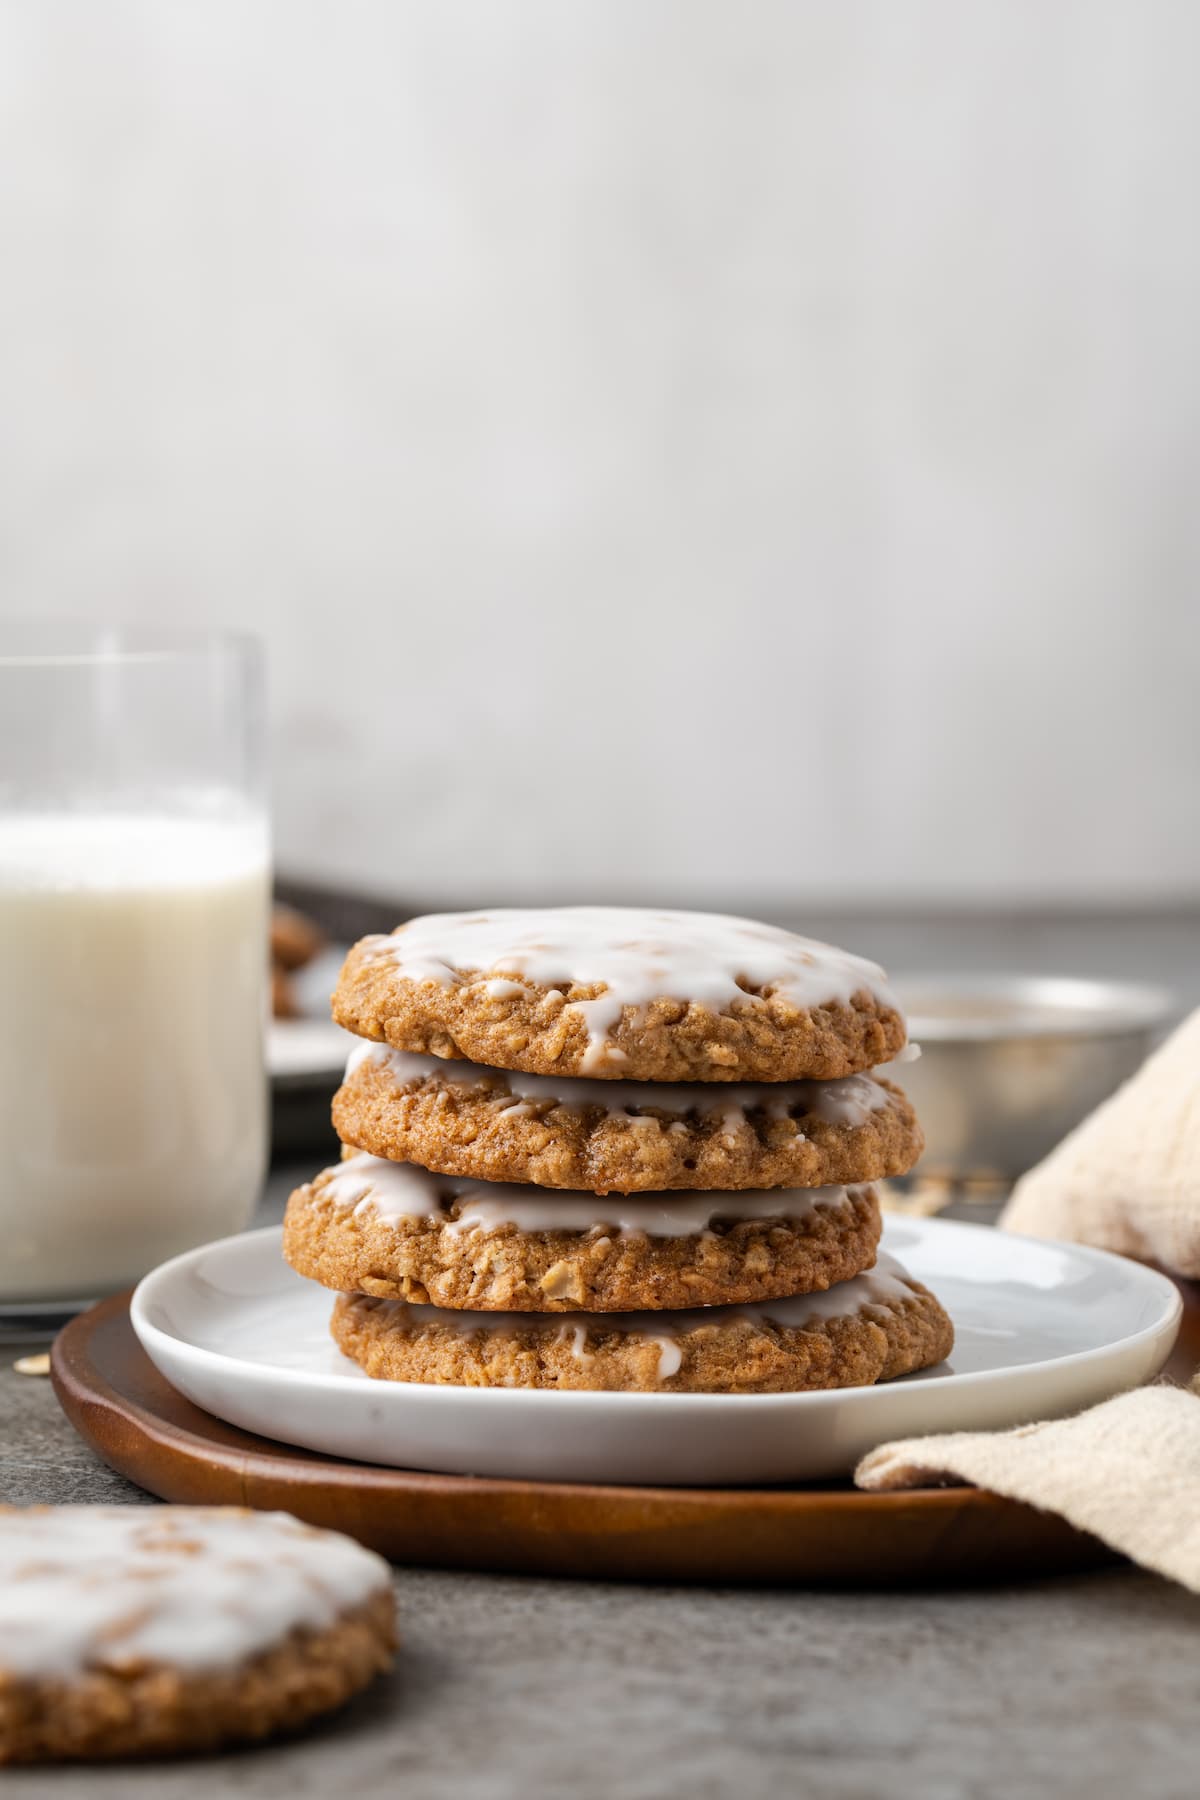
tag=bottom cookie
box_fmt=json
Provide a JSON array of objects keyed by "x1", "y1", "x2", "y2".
[
  {"x1": 0, "y1": 1507, "x2": 396, "y2": 1764},
  {"x1": 330, "y1": 1253, "x2": 954, "y2": 1395}
]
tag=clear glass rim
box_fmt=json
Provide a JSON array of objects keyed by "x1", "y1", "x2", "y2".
[{"x1": 0, "y1": 620, "x2": 263, "y2": 670}]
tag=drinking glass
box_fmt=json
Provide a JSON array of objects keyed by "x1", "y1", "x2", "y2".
[{"x1": 0, "y1": 623, "x2": 269, "y2": 1320}]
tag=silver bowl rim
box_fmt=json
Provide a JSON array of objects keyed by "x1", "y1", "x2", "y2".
[{"x1": 893, "y1": 973, "x2": 1177, "y2": 1043}]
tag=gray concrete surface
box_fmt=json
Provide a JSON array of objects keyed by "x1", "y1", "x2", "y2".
[{"x1": 4, "y1": 1547, "x2": 1200, "y2": 1800}]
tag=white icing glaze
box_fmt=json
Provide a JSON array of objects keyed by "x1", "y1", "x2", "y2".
[
  {"x1": 323, "y1": 1153, "x2": 443, "y2": 1221},
  {"x1": 321, "y1": 1151, "x2": 867, "y2": 1238},
  {"x1": 348, "y1": 1044, "x2": 893, "y2": 1130},
  {"x1": 0, "y1": 1506, "x2": 390, "y2": 1680},
  {"x1": 556, "y1": 1321, "x2": 594, "y2": 1364},
  {"x1": 647, "y1": 1335, "x2": 684, "y2": 1379},
  {"x1": 344, "y1": 1039, "x2": 381, "y2": 1077},
  {"x1": 359, "y1": 907, "x2": 901, "y2": 1073},
  {"x1": 362, "y1": 1252, "x2": 919, "y2": 1380}
]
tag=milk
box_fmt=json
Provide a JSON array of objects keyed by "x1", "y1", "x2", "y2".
[{"x1": 0, "y1": 814, "x2": 270, "y2": 1301}]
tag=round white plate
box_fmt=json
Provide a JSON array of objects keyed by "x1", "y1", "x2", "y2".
[
  {"x1": 130, "y1": 1218, "x2": 1181, "y2": 1487},
  {"x1": 267, "y1": 1019, "x2": 358, "y2": 1086}
]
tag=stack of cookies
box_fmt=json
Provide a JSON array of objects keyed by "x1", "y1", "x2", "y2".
[{"x1": 284, "y1": 908, "x2": 953, "y2": 1394}]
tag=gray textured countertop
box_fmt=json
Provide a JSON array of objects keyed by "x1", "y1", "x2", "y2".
[{"x1": 4, "y1": 910, "x2": 1200, "y2": 1798}]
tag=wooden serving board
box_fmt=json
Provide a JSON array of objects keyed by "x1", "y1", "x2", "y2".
[{"x1": 50, "y1": 1280, "x2": 1199, "y2": 1586}]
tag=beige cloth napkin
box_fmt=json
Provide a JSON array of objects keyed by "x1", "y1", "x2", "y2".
[
  {"x1": 999, "y1": 1005, "x2": 1200, "y2": 1274},
  {"x1": 856, "y1": 1374, "x2": 1200, "y2": 1593},
  {"x1": 855, "y1": 1008, "x2": 1200, "y2": 1587}
]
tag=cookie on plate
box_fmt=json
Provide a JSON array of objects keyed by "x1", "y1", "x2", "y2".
[
  {"x1": 284, "y1": 1152, "x2": 883, "y2": 1312},
  {"x1": 333, "y1": 907, "x2": 906, "y2": 1082},
  {"x1": 334, "y1": 1044, "x2": 922, "y2": 1193},
  {"x1": 329, "y1": 1252, "x2": 954, "y2": 1394},
  {"x1": 0, "y1": 1506, "x2": 395, "y2": 1764}
]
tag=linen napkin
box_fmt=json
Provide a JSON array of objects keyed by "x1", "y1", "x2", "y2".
[
  {"x1": 855, "y1": 1373, "x2": 1200, "y2": 1593},
  {"x1": 855, "y1": 1006, "x2": 1200, "y2": 1589},
  {"x1": 999, "y1": 1005, "x2": 1200, "y2": 1273}
]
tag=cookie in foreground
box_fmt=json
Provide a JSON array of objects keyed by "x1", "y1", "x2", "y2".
[
  {"x1": 284, "y1": 1152, "x2": 884, "y2": 1311},
  {"x1": 334, "y1": 1045, "x2": 923, "y2": 1193},
  {"x1": 0, "y1": 1506, "x2": 395, "y2": 1764},
  {"x1": 333, "y1": 906, "x2": 906, "y2": 1082},
  {"x1": 329, "y1": 1253, "x2": 954, "y2": 1393}
]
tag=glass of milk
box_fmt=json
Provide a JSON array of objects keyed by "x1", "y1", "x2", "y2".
[{"x1": 0, "y1": 624, "x2": 269, "y2": 1314}]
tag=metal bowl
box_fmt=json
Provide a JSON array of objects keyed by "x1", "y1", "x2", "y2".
[{"x1": 891, "y1": 975, "x2": 1176, "y2": 1184}]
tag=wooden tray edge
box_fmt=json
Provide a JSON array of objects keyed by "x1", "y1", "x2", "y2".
[{"x1": 48, "y1": 1291, "x2": 1128, "y2": 1587}]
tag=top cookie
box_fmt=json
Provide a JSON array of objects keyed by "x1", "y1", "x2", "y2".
[{"x1": 333, "y1": 907, "x2": 905, "y2": 1082}]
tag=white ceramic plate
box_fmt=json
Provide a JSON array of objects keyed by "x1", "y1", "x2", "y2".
[
  {"x1": 267, "y1": 945, "x2": 356, "y2": 1086},
  {"x1": 131, "y1": 1219, "x2": 1181, "y2": 1487},
  {"x1": 267, "y1": 1019, "x2": 358, "y2": 1086}
]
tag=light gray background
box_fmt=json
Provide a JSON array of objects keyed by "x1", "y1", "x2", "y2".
[{"x1": 2, "y1": 1, "x2": 1198, "y2": 907}]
